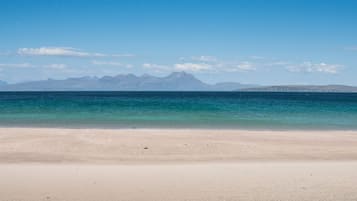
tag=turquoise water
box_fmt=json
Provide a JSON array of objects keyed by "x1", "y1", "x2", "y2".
[{"x1": 0, "y1": 92, "x2": 357, "y2": 130}]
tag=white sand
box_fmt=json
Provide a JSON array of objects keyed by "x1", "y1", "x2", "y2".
[
  {"x1": 1, "y1": 128, "x2": 357, "y2": 163},
  {"x1": 1, "y1": 128, "x2": 357, "y2": 201},
  {"x1": 1, "y1": 162, "x2": 357, "y2": 201}
]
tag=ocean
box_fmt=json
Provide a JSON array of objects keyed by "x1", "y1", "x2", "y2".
[{"x1": 0, "y1": 91, "x2": 356, "y2": 130}]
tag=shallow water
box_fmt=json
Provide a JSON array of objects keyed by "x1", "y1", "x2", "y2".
[{"x1": 0, "y1": 91, "x2": 356, "y2": 130}]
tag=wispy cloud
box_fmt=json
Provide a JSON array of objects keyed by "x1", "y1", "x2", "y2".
[
  {"x1": 175, "y1": 56, "x2": 258, "y2": 73},
  {"x1": 175, "y1": 57, "x2": 343, "y2": 74},
  {"x1": 17, "y1": 47, "x2": 134, "y2": 58},
  {"x1": 143, "y1": 56, "x2": 258, "y2": 73},
  {"x1": 43, "y1": 64, "x2": 68, "y2": 69},
  {"x1": 92, "y1": 60, "x2": 132, "y2": 68},
  {"x1": 286, "y1": 62, "x2": 342, "y2": 74},
  {"x1": 142, "y1": 63, "x2": 170, "y2": 72},
  {"x1": 174, "y1": 63, "x2": 212, "y2": 72},
  {"x1": 266, "y1": 61, "x2": 291, "y2": 66},
  {"x1": 0, "y1": 63, "x2": 33, "y2": 68},
  {"x1": 18, "y1": 47, "x2": 103, "y2": 57},
  {"x1": 111, "y1": 54, "x2": 135, "y2": 57},
  {"x1": 225, "y1": 61, "x2": 256, "y2": 72},
  {"x1": 0, "y1": 63, "x2": 70, "y2": 70},
  {"x1": 191, "y1": 56, "x2": 217, "y2": 62},
  {"x1": 242, "y1": 58, "x2": 344, "y2": 74},
  {"x1": 142, "y1": 62, "x2": 214, "y2": 73},
  {"x1": 143, "y1": 55, "x2": 344, "y2": 75}
]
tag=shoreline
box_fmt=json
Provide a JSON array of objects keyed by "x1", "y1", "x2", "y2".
[{"x1": 2, "y1": 125, "x2": 357, "y2": 131}]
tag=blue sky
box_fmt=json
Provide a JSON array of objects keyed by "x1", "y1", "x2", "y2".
[{"x1": 0, "y1": 0, "x2": 356, "y2": 85}]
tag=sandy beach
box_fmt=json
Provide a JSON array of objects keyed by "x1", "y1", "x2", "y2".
[
  {"x1": 1, "y1": 128, "x2": 357, "y2": 201},
  {"x1": 1, "y1": 128, "x2": 357, "y2": 163}
]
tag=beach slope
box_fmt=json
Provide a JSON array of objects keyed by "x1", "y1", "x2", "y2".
[{"x1": 1, "y1": 128, "x2": 357, "y2": 201}]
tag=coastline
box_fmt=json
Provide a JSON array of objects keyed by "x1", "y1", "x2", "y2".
[{"x1": 2, "y1": 124, "x2": 357, "y2": 131}]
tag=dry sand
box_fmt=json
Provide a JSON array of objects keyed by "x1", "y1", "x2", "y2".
[
  {"x1": 1, "y1": 128, "x2": 357, "y2": 201},
  {"x1": 1, "y1": 128, "x2": 357, "y2": 163}
]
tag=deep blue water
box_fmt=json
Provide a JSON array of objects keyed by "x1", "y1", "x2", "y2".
[{"x1": 0, "y1": 91, "x2": 357, "y2": 130}]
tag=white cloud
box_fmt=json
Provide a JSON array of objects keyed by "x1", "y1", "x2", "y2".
[
  {"x1": 267, "y1": 61, "x2": 291, "y2": 66},
  {"x1": 0, "y1": 63, "x2": 72, "y2": 70},
  {"x1": 17, "y1": 47, "x2": 133, "y2": 58},
  {"x1": 143, "y1": 63, "x2": 167, "y2": 69},
  {"x1": 142, "y1": 63, "x2": 170, "y2": 72},
  {"x1": 144, "y1": 56, "x2": 344, "y2": 75},
  {"x1": 18, "y1": 47, "x2": 98, "y2": 57},
  {"x1": 174, "y1": 63, "x2": 212, "y2": 72},
  {"x1": 223, "y1": 62, "x2": 256, "y2": 72},
  {"x1": 0, "y1": 63, "x2": 33, "y2": 68},
  {"x1": 243, "y1": 59, "x2": 343, "y2": 74},
  {"x1": 236, "y1": 61, "x2": 256, "y2": 71},
  {"x1": 221, "y1": 61, "x2": 256, "y2": 72},
  {"x1": 112, "y1": 54, "x2": 135, "y2": 57},
  {"x1": 249, "y1": 56, "x2": 265, "y2": 60},
  {"x1": 92, "y1": 60, "x2": 132, "y2": 68},
  {"x1": 286, "y1": 62, "x2": 342, "y2": 74},
  {"x1": 43, "y1": 64, "x2": 68, "y2": 69},
  {"x1": 176, "y1": 56, "x2": 259, "y2": 73},
  {"x1": 191, "y1": 56, "x2": 217, "y2": 62}
]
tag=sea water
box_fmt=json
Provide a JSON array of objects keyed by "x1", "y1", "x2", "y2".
[{"x1": 0, "y1": 91, "x2": 356, "y2": 130}]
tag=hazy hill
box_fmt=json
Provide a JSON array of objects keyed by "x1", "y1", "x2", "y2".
[
  {"x1": 241, "y1": 85, "x2": 357, "y2": 92},
  {"x1": 0, "y1": 80, "x2": 7, "y2": 86},
  {"x1": 2, "y1": 72, "x2": 356, "y2": 92},
  {"x1": 0, "y1": 72, "x2": 253, "y2": 91}
]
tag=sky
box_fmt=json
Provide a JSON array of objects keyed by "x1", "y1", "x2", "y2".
[{"x1": 0, "y1": 0, "x2": 357, "y2": 85}]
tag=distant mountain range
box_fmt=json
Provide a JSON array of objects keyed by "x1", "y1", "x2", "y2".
[
  {"x1": 241, "y1": 85, "x2": 357, "y2": 92},
  {"x1": 0, "y1": 80, "x2": 7, "y2": 86},
  {"x1": 0, "y1": 72, "x2": 356, "y2": 92},
  {"x1": 0, "y1": 72, "x2": 255, "y2": 91}
]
